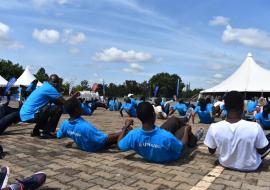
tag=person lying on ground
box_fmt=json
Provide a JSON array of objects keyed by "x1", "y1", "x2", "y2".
[
  {"x1": 120, "y1": 97, "x2": 137, "y2": 118},
  {"x1": 57, "y1": 98, "x2": 133, "y2": 152},
  {"x1": 117, "y1": 102, "x2": 204, "y2": 163},
  {"x1": 204, "y1": 91, "x2": 270, "y2": 171},
  {"x1": 0, "y1": 166, "x2": 46, "y2": 190}
]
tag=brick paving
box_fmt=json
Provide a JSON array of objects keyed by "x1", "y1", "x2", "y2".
[{"x1": 1, "y1": 109, "x2": 270, "y2": 190}]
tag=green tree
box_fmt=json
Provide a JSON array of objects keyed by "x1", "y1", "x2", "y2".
[
  {"x1": 148, "y1": 72, "x2": 184, "y2": 97},
  {"x1": 35, "y1": 67, "x2": 49, "y2": 82},
  {"x1": 0, "y1": 59, "x2": 23, "y2": 80},
  {"x1": 80, "y1": 80, "x2": 89, "y2": 90}
]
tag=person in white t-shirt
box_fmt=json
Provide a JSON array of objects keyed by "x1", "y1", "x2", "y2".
[{"x1": 204, "y1": 91, "x2": 270, "y2": 171}]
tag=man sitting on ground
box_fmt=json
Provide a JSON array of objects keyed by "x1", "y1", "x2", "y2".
[
  {"x1": 120, "y1": 97, "x2": 137, "y2": 117},
  {"x1": 117, "y1": 102, "x2": 203, "y2": 163},
  {"x1": 204, "y1": 91, "x2": 270, "y2": 171},
  {"x1": 57, "y1": 98, "x2": 133, "y2": 152},
  {"x1": 169, "y1": 99, "x2": 187, "y2": 116}
]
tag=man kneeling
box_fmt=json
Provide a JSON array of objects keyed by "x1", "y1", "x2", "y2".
[
  {"x1": 117, "y1": 102, "x2": 203, "y2": 163},
  {"x1": 57, "y1": 98, "x2": 133, "y2": 152}
]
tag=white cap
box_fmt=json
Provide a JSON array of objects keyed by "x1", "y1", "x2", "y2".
[{"x1": 128, "y1": 93, "x2": 134, "y2": 97}]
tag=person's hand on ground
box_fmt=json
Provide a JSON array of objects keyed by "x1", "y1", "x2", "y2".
[
  {"x1": 185, "y1": 124, "x2": 192, "y2": 132},
  {"x1": 65, "y1": 141, "x2": 74, "y2": 148},
  {"x1": 125, "y1": 118, "x2": 134, "y2": 126}
]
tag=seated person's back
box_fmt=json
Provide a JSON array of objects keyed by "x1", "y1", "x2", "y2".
[
  {"x1": 204, "y1": 91, "x2": 270, "y2": 171},
  {"x1": 194, "y1": 105, "x2": 213, "y2": 124},
  {"x1": 247, "y1": 100, "x2": 257, "y2": 113},
  {"x1": 255, "y1": 104, "x2": 270, "y2": 129},
  {"x1": 173, "y1": 100, "x2": 187, "y2": 116}
]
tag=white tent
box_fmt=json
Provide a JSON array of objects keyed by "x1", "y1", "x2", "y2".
[
  {"x1": 14, "y1": 67, "x2": 43, "y2": 87},
  {"x1": 0, "y1": 75, "x2": 7, "y2": 87},
  {"x1": 201, "y1": 53, "x2": 270, "y2": 93}
]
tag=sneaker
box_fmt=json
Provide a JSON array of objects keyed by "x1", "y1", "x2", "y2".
[
  {"x1": 30, "y1": 129, "x2": 40, "y2": 137},
  {"x1": 195, "y1": 128, "x2": 204, "y2": 141},
  {"x1": 10, "y1": 172, "x2": 46, "y2": 190},
  {"x1": 39, "y1": 132, "x2": 56, "y2": 139},
  {"x1": 0, "y1": 166, "x2": 10, "y2": 189}
]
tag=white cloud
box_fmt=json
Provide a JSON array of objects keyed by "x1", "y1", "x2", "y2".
[
  {"x1": 93, "y1": 73, "x2": 99, "y2": 77},
  {"x1": 123, "y1": 63, "x2": 144, "y2": 73},
  {"x1": 213, "y1": 73, "x2": 224, "y2": 79},
  {"x1": 62, "y1": 29, "x2": 86, "y2": 45},
  {"x1": 0, "y1": 21, "x2": 24, "y2": 50},
  {"x1": 32, "y1": 28, "x2": 60, "y2": 44},
  {"x1": 69, "y1": 47, "x2": 80, "y2": 55},
  {"x1": 222, "y1": 25, "x2": 270, "y2": 49},
  {"x1": 32, "y1": 0, "x2": 69, "y2": 8},
  {"x1": 205, "y1": 63, "x2": 223, "y2": 71},
  {"x1": 209, "y1": 16, "x2": 230, "y2": 26},
  {"x1": 93, "y1": 47, "x2": 153, "y2": 63}
]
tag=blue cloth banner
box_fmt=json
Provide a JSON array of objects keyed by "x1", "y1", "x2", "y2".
[
  {"x1": 4, "y1": 77, "x2": 16, "y2": 95},
  {"x1": 153, "y1": 85, "x2": 159, "y2": 97}
]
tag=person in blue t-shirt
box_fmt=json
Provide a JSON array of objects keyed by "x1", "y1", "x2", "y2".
[
  {"x1": 108, "y1": 98, "x2": 122, "y2": 111},
  {"x1": 25, "y1": 79, "x2": 38, "y2": 98},
  {"x1": 247, "y1": 98, "x2": 257, "y2": 113},
  {"x1": 192, "y1": 98, "x2": 214, "y2": 124},
  {"x1": 57, "y1": 98, "x2": 133, "y2": 152},
  {"x1": 256, "y1": 104, "x2": 270, "y2": 129},
  {"x1": 19, "y1": 74, "x2": 80, "y2": 139},
  {"x1": 169, "y1": 99, "x2": 187, "y2": 116},
  {"x1": 79, "y1": 98, "x2": 107, "y2": 116},
  {"x1": 120, "y1": 97, "x2": 137, "y2": 117},
  {"x1": 137, "y1": 96, "x2": 145, "y2": 106},
  {"x1": 117, "y1": 102, "x2": 203, "y2": 163},
  {"x1": 128, "y1": 94, "x2": 137, "y2": 107}
]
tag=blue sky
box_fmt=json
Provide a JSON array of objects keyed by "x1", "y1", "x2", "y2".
[{"x1": 1, "y1": 0, "x2": 270, "y2": 89}]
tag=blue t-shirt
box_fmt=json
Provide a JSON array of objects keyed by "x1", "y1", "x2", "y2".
[
  {"x1": 137, "y1": 100, "x2": 144, "y2": 105},
  {"x1": 194, "y1": 106, "x2": 213, "y2": 124},
  {"x1": 118, "y1": 126, "x2": 183, "y2": 163},
  {"x1": 206, "y1": 103, "x2": 213, "y2": 112},
  {"x1": 121, "y1": 103, "x2": 137, "y2": 117},
  {"x1": 247, "y1": 101, "x2": 257, "y2": 113},
  {"x1": 130, "y1": 98, "x2": 137, "y2": 106},
  {"x1": 255, "y1": 113, "x2": 270, "y2": 129},
  {"x1": 81, "y1": 103, "x2": 92, "y2": 115},
  {"x1": 26, "y1": 82, "x2": 37, "y2": 92},
  {"x1": 173, "y1": 103, "x2": 187, "y2": 116},
  {"x1": 57, "y1": 117, "x2": 108, "y2": 152},
  {"x1": 108, "y1": 100, "x2": 120, "y2": 111},
  {"x1": 20, "y1": 82, "x2": 61, "y2": 121}
]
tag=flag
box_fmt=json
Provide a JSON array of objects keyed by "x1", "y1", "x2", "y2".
[
  {"x1": 153, "y1": 85, "x2": 159, "y2": 97},
  {"x1": 92, "y1": 83, "x2": 98, "y2": 92},
  {"x1": 102, "y1": 79, "x2": 105, "y2": 96},
  {"x1": 176, "y1": 78, "x2": 180, "y2": 97},
  {"x1": 4, "y1": 77, "x2": 16, "y2": 95}
]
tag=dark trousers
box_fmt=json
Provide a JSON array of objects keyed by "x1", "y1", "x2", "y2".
[
  {"x1": 90, "y1": 102, "x2": 107, "y2": 113},
  {"x1": 162, "y1": 104, "x2": 170, "y2": 115},
  {"x1": 0, "y1": 105, "x2": 20, "y2": 135},
  {"x1": 160, "y1": 117, "x2": 197, "y2": 148},
  {"x1": 32, "y1": 105, "x2": 63, "y2": 134}
]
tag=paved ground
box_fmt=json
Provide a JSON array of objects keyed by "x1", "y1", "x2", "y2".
[{"x1": 1, "y1": 109, "x2": 270, "y2": 190}]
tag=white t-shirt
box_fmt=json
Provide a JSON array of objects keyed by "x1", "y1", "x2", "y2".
[
  {"x1": 214, "y1": 101, "x2": 224, "y2": 108},
  {"x1": 204, "y1": 120, "x2": 269, "y2": 171},
  {"x1": 153, "y1": 105, "x2": 167, "y2": 119}
]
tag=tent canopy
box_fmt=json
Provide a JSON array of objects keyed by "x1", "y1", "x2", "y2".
[
  {"x1": 0, "y1": 75, "x2": 8, "y2": 87},
  {"x1": 201, "y1": 53, "x2": 270, "y2": 93},
  {"x1": 14, "y1": 67, "x2": 42, "y2": 87}
]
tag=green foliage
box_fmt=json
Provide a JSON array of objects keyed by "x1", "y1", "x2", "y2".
[
  {"x1": 148, "y1": 72, "x2": 184, "y2": 97},
  {"x1": 61, "y1": 82, "x2": 70, "y2": 95},
  {"x1": 35, "y1": 68, "x2": 49, "y2": 82},
  {"x1": 0, "y1": 59, "x2": 23, "y2": 80}
]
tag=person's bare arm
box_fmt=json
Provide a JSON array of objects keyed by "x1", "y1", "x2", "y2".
[
  {"x1": 120, "y1": 108, "x2": 124, "y2": 117},
  {"x1": 55, "y1": 92, "x2": 80, "y2": 105},
  {"x1": 169, "y1": 109, "x2": 175, "y2": 116},
  {"x1": 192, "y1": 113, "x2": 196, "y2": 124},
  {"x1": 117, "y1": 119, "x2": 133, "y2": 147}
]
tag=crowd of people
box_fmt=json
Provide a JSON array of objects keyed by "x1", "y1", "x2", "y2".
[{"x1": 1, "y1": 74, "x2": 270, "y2": 189}]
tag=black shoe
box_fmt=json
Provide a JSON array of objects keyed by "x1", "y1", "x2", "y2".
[
  {"x1": 39, "y1": 132, "x2": 56, "y2": 139},
  {"x1": 31, "y1": 130, "x2": 40, "y2": 137}
]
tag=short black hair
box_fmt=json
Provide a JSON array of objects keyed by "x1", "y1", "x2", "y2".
[
  {"x1": 198, "y1": 98, "x2": 206, "y2": 111},
  {"x1": 124, "y1": 97, "x2": 131, "y2": 103},
  {"x1": 205, "y1": 97, "x2": 211, "y2": 104},
  {"x1": 137, "y1": 102, "x2": 155, "y2": 123},
  {"x1": 140, "y1": 96, "x2": 145, "y2": 101},
  {"x1": 64, "y1": 98, "x2": 81, "y2": 115},
  {"x1": 224, "y1": 91, "x2": 243, "y2": 111}
]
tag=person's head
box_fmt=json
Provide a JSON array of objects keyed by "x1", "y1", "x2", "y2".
[
  {"x1": 218, "y1": 96, "x2": 222, "y2": 101},
  {"x1": 64, "y1": 98, "x2": 83, "y2": 118},
  {"x1": 124, "y1": 97, "x2": 131, "y2": 103},
  {"x1": 137, "y1": 102, "x2": 156, "y2": 124},
  {"x1": 178, "y1": 99, "x2": 184, "y2": 104},
  {"x1": 198, "y1": 98, "x2": 206, "y2": 111},
  {"x1": 224, "y1": 91, "x2": 244, "y2": 113},
  {"x1": 154, "y1": 97, "x2": 161, "y2": 106},
  {"x1": 258, "y1": 97, "x2": 266, "y2": 107},
  {"x1": 140, "y1": 96, "x2": 145, "y2": 102},
  {"x1": 128, "y1": 93, "x2": 134, "y2": 98},
  {"x1": 262, "y1": 104, "x2": 270, "y2": 119},
  {"x1": 49, "y1": 74, "x2": 60, "y2": 89},
  {"x1": 32, "y1": 79, "x2": 38, "y2": 85},
  {"x1": 206, "y1": 97, "x2": 211, "y2": 104}
]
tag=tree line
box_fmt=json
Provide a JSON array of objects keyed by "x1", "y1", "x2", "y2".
[{"x1": 0, "y1": 59, "x2": 203, "y2": 98}]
